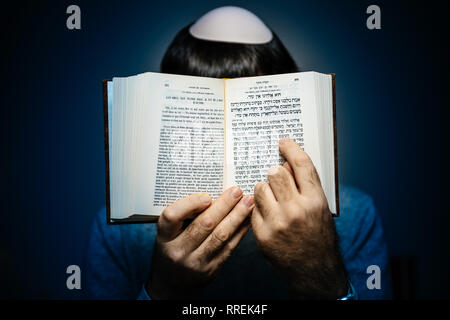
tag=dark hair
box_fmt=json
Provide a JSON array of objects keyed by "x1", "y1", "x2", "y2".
[{"x1": 160, "y1": 23, "x2": 299, "y2": 78}]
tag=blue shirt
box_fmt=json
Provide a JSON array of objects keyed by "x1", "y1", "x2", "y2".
[{"x1": 86, "y1": 184, "x2": 392, "y2": 299}]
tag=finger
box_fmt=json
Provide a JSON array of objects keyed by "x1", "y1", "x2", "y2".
[
  {"x1": 267, "y1": 165, "x2": 298, "y2": 201},
  {"x1": 178, "y1": 186, "x2": 243, "y2": 252},
  {"x1": 250, "y1": 206, "x2": 266, "y2": 236},
  {"x1": 195, "y1": 195, "x2": 254, "y2": 260},
  {"x1": 253, "y1": 181, "x2": 277, "y2": 218},
  {"x1": 207, "y1": 218, "x2": 251, "y2": 270},
  {"x1": 283, "y1": 161, "x2": 294, "y2": 177},
  {"x1": 157, "y1": 193, "x2": 212, "y2": 241},
  {"x1": 283, "y1": 161, "x2": 298, "y2": 189},
  {"x1": 278, "y1": 138, "x2": 322, "y2": 194}
]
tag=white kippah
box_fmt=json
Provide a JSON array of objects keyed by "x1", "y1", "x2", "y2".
[{"x1": 189, "y1": 6, "x2": 273, "y2": 44}]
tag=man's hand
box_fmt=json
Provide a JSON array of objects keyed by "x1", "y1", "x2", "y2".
[
  {"x1": 146, "y1": 187, "x2": 254, "y2": 299},
  {"x1": 251, "y1": 138, "x2": 348, "y2": 299}
]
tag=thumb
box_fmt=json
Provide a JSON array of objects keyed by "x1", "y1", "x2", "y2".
[{"x1": 158, "y1": 193, "x2": 212, "y2": 241}]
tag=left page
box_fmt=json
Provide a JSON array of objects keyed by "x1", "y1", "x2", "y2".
[{"x1": 109, "y1": 72, "x2": 225, "y2": 220}]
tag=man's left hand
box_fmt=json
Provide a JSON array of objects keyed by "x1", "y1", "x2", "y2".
[{"x1": 251, "y1": 138, "x2": 348, "y2": 299}]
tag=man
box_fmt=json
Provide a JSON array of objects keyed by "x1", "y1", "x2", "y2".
[{"x1": 87, "y1": 6, "x2": 391, "y2": 299}]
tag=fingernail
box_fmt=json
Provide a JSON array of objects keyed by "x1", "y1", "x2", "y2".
[
  {"x1": 268, "y1": 166, "x2": 279, "y2": 176},
  {"x1": 231, "y1": 187, "x2": 243, "y2": 199},
  {"x1": 279, "y1": 138, "x2": 289, "y2": 145},
  {"x1": 200, "y1": 193, "x2": 211, "y2": 204},
  {"x1": 243, "y1": 195, "x2": 255, "y2": 207}
]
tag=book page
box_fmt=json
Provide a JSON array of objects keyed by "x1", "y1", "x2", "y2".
[
  {"x1": 224, "y1": 72, "x2": 322, "y2": 195},
  {"x1": 133, "y1": 73, "x2": 225, "y2": 216}
]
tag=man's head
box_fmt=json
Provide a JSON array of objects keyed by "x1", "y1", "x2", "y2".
[{"x1": 161, "y1": 6, "x2": 299, "y2": 78}]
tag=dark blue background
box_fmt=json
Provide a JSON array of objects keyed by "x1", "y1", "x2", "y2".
[{"x1": 1, "y1": 0, "x2": 448, "y2": 299}]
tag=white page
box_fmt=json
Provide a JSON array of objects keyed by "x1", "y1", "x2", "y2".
[
  {"x1": 224, "y1": 72, "x2": 322, "y2": 195},
  {"x1": 133, "y1": 73, "x2": 225, "y2": 216},
  {"x1": 111, "y1": 77, "x2": 128, "y2": 219},
  {"x1": 316, "y1": 73, "x2": 336, "y2": 214}
]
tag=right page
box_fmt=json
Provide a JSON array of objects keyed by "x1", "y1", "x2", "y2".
[{"x1": 224, "y1": 72, "x2": 337, "y2": 214}]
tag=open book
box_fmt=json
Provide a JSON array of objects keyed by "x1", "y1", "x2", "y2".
[{"x1": 103, "y1": 71, "x2": 338, "y2": 223}]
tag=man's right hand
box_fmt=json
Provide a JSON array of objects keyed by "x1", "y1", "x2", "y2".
[{"x1": 146, "y1": 187, "x2": 254, "y2": 299}]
